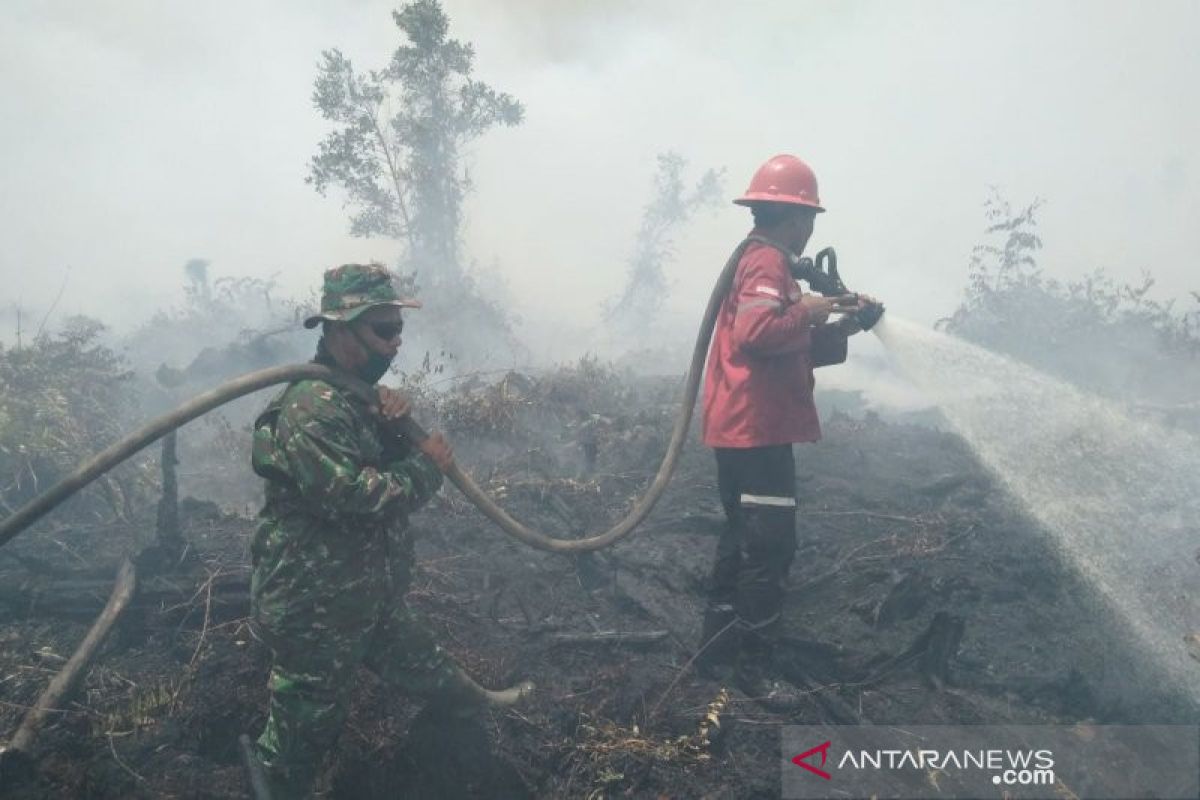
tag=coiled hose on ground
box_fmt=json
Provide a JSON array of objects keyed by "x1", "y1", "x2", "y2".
[{"x1": 0, "y1": 241, "x2": 756, "y2": 555}]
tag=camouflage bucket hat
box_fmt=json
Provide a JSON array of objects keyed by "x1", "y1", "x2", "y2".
[{"x1": 303, "y1": 263, "x2": 421, "y2": 329}]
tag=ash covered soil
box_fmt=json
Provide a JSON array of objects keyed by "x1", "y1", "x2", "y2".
[{"x1": 1, "y1": 366, "x2": 1194, "y2": 799}]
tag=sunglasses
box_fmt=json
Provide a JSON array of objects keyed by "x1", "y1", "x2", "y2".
[{"x1": 367, "y1": 320, "x2": 404, "y2": 340}]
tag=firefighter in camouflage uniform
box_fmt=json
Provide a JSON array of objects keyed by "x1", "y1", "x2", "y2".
[{"x1": 247, "y1": 263, "x2": 532, "y2": 798}]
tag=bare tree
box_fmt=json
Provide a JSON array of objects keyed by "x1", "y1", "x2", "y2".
[{"x1": 605, "y1": 153, "x2": 724, "y2": 333}]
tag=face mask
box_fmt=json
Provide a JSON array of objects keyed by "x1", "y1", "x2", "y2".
[
  {"x1": 350, "y1": 325, "x2": 396, "y2": 383},
  {"x1": 357, "y1": 350, "x2": 394, "y2": 383}
]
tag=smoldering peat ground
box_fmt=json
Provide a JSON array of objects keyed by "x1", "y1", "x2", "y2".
[{"x1": 0, "y1": 365, "x2": 1194, "y2": 799}]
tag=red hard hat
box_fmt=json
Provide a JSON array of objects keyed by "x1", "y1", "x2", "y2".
[{"x1": 733, "y1": 154, "x2": 824, "y2": 212}]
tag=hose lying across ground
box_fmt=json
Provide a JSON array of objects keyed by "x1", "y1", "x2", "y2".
[{"x1": 0, "y1": 241, "x2": 757, "y2": 555}]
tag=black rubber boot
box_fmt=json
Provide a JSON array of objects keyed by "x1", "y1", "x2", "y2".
[
  {"x1": 735, "y1": 631, "x2": 806, "y2": 714},
  {"x1": 695, "y1": 604, "x2": 739, "y2": 678}
]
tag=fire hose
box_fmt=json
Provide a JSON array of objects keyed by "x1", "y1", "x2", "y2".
[{"x1": 0, "y1": 239, "x2": 882, "y2": 554}]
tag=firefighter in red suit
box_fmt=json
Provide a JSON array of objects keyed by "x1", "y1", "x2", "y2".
[{"x1": 699, "y1": 154, "x2": 876, "y2": 704}]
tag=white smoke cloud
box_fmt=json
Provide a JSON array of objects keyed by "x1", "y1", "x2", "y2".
[{"x1": 1, "y1": 0, "x2": 1196, "y2": 358}]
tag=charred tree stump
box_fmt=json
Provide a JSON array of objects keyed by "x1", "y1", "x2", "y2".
[
  {"x1": 2, "y1": 559, "x2": 137, "y2": 759},
  {"x1": 155, "y1": 431, "x2": 181, "y2": 554},
  {"x1": 135, "y1": 431, "x2": 193, "y2": 575}
]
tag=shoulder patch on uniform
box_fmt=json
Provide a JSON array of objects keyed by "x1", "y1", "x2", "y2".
[{"x1": 753, "y1": 284, "x2": 781, "y2": 298}]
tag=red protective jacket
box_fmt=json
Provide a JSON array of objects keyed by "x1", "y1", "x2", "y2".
[{"x1": 701, "y1": 235, "x2": 848, "y2": 448}]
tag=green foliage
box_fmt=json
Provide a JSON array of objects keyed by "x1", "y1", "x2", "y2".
[
  {"x1": 138, "y1": 263, "x2": 285, "y2": 335},
  {"x1": 398, "y1": 354, "x2": 666, "y2": 441},
  {"x1": 116, "y1": 264, "x2": 314, "y2": 511},
  {"x1": 940, "y1": 188, "x2": 1200, "y2": 404},
  {"x1": 0, "y1": 317, "x2": 152, "y2": 516},
  {"x1": 308, "y1": 0, "x2": 524, "y2": 367},
  {"x1": 308, "y1": 0, "x2": 523, "y2": 271},
  {"x1": 605, "y1": 153, "x2": 725, "y2": 331},
  {"x1": 125, "y1": 262, "x2": 305, "y2": 387}
]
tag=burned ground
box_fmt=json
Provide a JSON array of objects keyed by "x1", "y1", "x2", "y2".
[{"x1": 0, "y1": 365, "x2": 1194, "y2": 799}]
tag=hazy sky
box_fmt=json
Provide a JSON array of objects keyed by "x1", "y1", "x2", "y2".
[{"x1": 2, "y1": 0, "x2": 1197, "y2": 352}]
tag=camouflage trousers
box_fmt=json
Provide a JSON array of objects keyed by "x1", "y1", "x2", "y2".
[{"x1": 251, "y1": 595, "x2": 459, "y2": 798}]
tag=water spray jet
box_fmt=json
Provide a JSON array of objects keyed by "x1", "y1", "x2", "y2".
[{"x1": 873, "y1": 314, "x2": 1200, "y2": 712}]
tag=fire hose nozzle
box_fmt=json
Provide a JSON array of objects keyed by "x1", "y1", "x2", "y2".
[
  {"x1": 789, "y1": 246, "x2": 884, "y2": 330},
  {"x1": 789, "y1": 247, "x2": 847, "y2": 296},
  {"x1": 854, "y1": 300, "x2": 885, "y2": 331}
]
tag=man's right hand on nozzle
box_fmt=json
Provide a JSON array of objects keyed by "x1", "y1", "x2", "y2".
[
  {"x1": 798, "y1": 294, "x2": 855, "y2": 325},
  {"x1": 419, "y1": 432, "x2": 455, "y2": 472}
]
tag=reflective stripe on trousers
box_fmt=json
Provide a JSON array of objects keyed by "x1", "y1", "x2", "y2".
[{"x1": 709, "y1": 445, "x2": 798, "y2": 644}]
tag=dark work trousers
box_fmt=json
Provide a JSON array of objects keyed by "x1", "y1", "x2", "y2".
[{"x1": 708, "y1": 445, "x2": 798, "y2": 655}]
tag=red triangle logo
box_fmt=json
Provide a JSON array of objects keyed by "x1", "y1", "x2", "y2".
[{"x1": 792, "y1": 740, "x2": 832, "y2": 780}]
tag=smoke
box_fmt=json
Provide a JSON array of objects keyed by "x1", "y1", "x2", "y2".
[
  {"x1": 0, "y1": 0, "x2": 1192, "y2": 457},
  {"x1": 2, "y1": 1, "x2": 1196, "y2": 359}
]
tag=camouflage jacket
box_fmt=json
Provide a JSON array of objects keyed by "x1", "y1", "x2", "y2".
[{"x1": 249, "y1": 368, "x2": 443, "y2": 627}]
